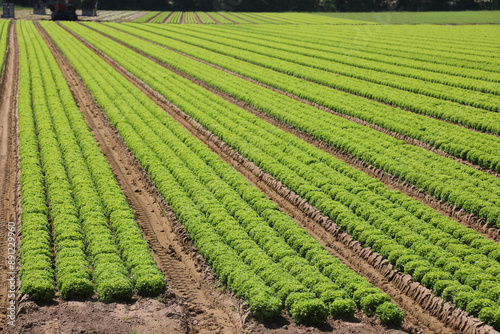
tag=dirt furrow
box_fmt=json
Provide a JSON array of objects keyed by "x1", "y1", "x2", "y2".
[
  {"x1": 59, "y1": 21, "x2": 499, "y2": 334},
  {"x1": 93, "y1": 22, "x2": 500, "y2": 244},
  {"x1": 37, "y1": 22, "x2": 243, "y2": 334},
  {"x1": 0, "y1": 21, "x2": 20, "y2": 332}
]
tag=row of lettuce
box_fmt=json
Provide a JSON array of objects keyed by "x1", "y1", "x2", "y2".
[
  {"x1": 81, "y1": 22, "x2": 500, "y2": 230},
  {"x1": 167, "y1": 24, "x2": 499, "y2": 99},
  {"x1": 131, "y1": 12, "x2": 368, "y2": 25},
  {"x1": 131, "y1": 11, "x2": 160, "y2": 23},
  {"x1": 236, "y1": 24, "x2": 500, "y2": 80},
  {"x1": 164, "y1": 23, "x2": 500, "y2": 118},
  {"x1": 149, "y1": 11, "x2": 171, "y2": 24},
  {"x1": 111, "y1": 23, "x2": 500, "y2": 169},
  {"x1": 292, "y1": 24, "x2": 500, "y2": 74},
  {"x1": 58, "y1": 21, "x2": 500, "y2": 328},
  {"x1": 43, "y1": 21, "x2": 405, "y2": 325},
  {"x1": 0, "y1": 20, "x2": 8, "y2": 78},
  {"x1": 17, "y1": 21, "x2": 165, "y2": 303}
]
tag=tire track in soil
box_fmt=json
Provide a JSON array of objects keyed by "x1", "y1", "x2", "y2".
[
  {"x1": 68, "y1": 22, "x2": 500, "y2": 334},
  {"x1": 37, "y1": 23, "x2": 243, "y2": 334},
  {"x1": 0, "y1": 21, "x2": 20, "y2": 332},
  {"x1": 96, "y1": 22, "x2": 500, "y2": 244}
]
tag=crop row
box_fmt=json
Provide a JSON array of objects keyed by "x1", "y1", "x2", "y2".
[
  {"x1": 167, "y1": 11, "x2": 182, "y2": 23},
  {"x1": 150, "y1": 23, "x2": 500, "y2": 136},
  {"x1": 76, "y1": 23, "x2": 500, "y2": 235},
  {"x1": 186, "y1": 24, "x2": 500, "y2": 94},
  {"x1": 17, "y1": 21, "x2": 56, "y2": 302},
  {"x1": 92, "y1": 20, "x2": 500, "y2": 213},
  {"x1": 48, "y1": 21, "x2": 405, "y2": 324},
  {"x1": 218, "y1": 24, "x2": 499, "y2": 86},
  {"x1": 0, "y1": 20, "x2": 8, "y2": 77},
  {"x1": 131, "y1": 11, "x2": 159, "y2": 23},
  {"x1": 218, "y1": 12, "x2": 250, "y2": 24},
  {"x1": 184, "y1": 12, "x2": 198, "y2": 24},
  {"x1": 327, "y1": 25, "x2": 499, "y2": 65},
  {"x1": 244, "y1": 27, "x2": 500, "y2": 82},
  {"x1": 18, "y1": 21, "x2": 165, "y2": 302},
  {"x1": 195, "y1": 12, "x2": 215, "y2": 24},
  {"x1": 120, "y1": 22, "x2": 500, "y2": 167},
  {"x1": 329, "y1": 25, "x2": 500, "y2": 60},
  {"x1": 149, "y1": 11, "x2": 171, "y2": 23},
  {"x1": 245, "y1": 24, "x2": 498, "y2": 74},
  {"x1": 205, "y1": 12, "x2": 233, "y2": 24},
  {"x1": 151, "y1": 23, "x2": 500, "y2": 111},
  {"x1": 59, "y1": 21, "x2": 500, "y2": 328}
]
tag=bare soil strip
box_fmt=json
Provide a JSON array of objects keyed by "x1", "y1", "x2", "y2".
[
  {"x1": 64, "y1": 22, "x2": 498, "y2": 334},
  {"x1": 97, "y1": 22, "x2": 500, "y2": 243},
  {"x1": 180, "y1": 12, "x2": 186, "y2": 24},
  {"x1": 38, "y1": 23, "x2": 243, "y2": 334},
  {"x1": 0, "y1": 21, "x2": 19, "y2": 332}
]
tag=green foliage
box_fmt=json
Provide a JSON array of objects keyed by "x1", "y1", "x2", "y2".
[
  {"x1": 376, "y1": 302, "x2": 404, "y2": 326},
  {"x1": 361, "y1": 293, "x2": 391, "y2": 317},
  {"x1": 43, "y1": 19, "x2": 405, "y2": 324},
  {"x1": 18, "y1": 21, "x2": 164, "y2": 304},
  {"x1": 329, "y1": 298, "x2": 356, "y2": 318},
  {"x1": 289, "y1": 298, "x2": 328, "y2": 325}
]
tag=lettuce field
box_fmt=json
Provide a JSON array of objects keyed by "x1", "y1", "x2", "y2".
[{"x1": 0, "y1": 13, "x2": 499, "y2": 334}]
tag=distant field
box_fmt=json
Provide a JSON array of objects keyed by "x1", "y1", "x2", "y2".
[
  {"x1": 130, "y1": 11, "x2": 373, "y2": 24},
  {"x1": 315, "y1": 10, "x2": 500, "y2": 24}
]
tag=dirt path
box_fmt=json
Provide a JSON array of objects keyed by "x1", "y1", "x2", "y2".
[
  {"x1": 180, "y1": 12, "x2": 186, "y2": 24},
  {"x1": 59, "y1": 22, "x2": 499, "y2": 334},
  {"x1": 97, "y1": 22, "x2": 500, "y2": 244},
  {"x1": 0, "y1": 21, "x2": 19, "y2": 332},
  {"x1": 37, "y1": 22, "x2": 244, "y2": 334}
]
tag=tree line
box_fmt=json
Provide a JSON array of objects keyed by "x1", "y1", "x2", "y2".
[{"x1": 8, "y1": 0, "x2": 500, "y2": 12}]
